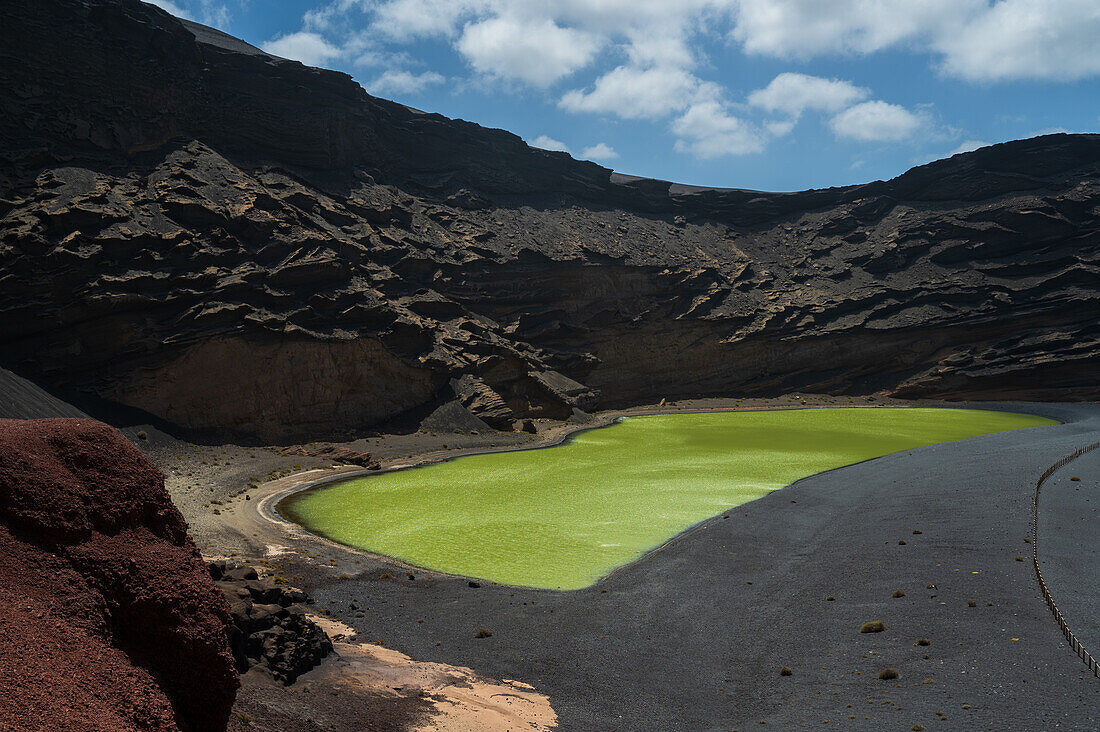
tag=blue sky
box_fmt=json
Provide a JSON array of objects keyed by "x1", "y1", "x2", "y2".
[{"x1": 151, "y1": 0, "x2": 1100, "y2": 192}]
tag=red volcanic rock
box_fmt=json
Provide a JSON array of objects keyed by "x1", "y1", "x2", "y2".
[{"x1": 0, "y1": 418, "x2": 239, "y2": 732}]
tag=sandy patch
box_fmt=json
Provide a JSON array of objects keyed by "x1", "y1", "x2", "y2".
[{"x1": 312, "y1": 617, "x2": 557, "y2": 731}]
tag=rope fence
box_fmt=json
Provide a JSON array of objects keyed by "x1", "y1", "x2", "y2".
[{"x1": 1031, "y1": 439, "x2": 1100, "y2": 677}]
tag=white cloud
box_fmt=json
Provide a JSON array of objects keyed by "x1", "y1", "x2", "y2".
[
  {"x1": 948, "y1": 139, "x2": 989, "y2": 155},
  {"x1": 529, "y1": 135, "x2": 571, "y2": 153},
  {"x1": 560, "y1": 65, "x2": 702, "y2": 119},
  {"x1": 934, "y1": 0, "x2": 1100, "y2": 82},
  {"x1": 830, "y1": 101, "x2": 926, "y2": 142},
  {"x1": 147, "y1": 0, "x2": 191, "y2": 18},
  {"x1": 199, "y1": 1, "x2": 231, "y2": 30},
  {"x1": 732, "y1": 0, "x2": 969, "y2": 58},
  {"x1": 370, "y1": 0, "x2": 479, "y2": 40},
  {"x1": 366, "y1": 70, "x2": 446, "y2": 96},
  {"x1": 456, "y1": 15, "x2": 602, "y2": 87},
  {"x1": 147, "y1": 0, "x2": 230, "y2": 29},
  {"x1": 581, "y1": 142, "x2": 619, "y2": 160},
  {"x1": 765, "y1": 119, "x2": 796, "y2": 137},
  {"x1": 731, "y1": 0, "x2": 1100, "y2": 83},
  {"x1": 672, "y1": 101, "x2": 766, "y2": 158},
  {"x1": 262, "y1": 31, "x2": 343, "y2": 67},
  {"x1": 748, "y1": 73, "x2": 868, "y2": 117}
]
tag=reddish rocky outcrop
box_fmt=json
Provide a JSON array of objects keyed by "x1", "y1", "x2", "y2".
[
  {"x1": 0, "y1": 0, "x2": 1097, "y2": 442},
  {"x1": 0, "y1": 418, "x2": 239, "y2": 731}
]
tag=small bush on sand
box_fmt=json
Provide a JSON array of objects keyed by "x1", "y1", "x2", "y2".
[
  {"x1": 1014, "y1": 556, "x2": 1025, "y2": 562},
  {"x1": 916, "y1": 638, "x2": 931, "y2": 646},
  {"x1": 780, "y1": 666, "x2": 793, "y2": 676},
  {"x1": 379, "y1": 572, "x2": 393, "y2": 580},
  {"x1": 967, "y1": 600, "x2": 977, "y2": 607},
  {"x1": 475, "y1": 628, "x2": 493, "y2": 638},
  {"x1": 860, "y1": 620, "x2": 886, "y2": 633},
  {"x1": 892, "y1": 590, "x2": 906, "y2": 598},
  {"x1": 1070, "y1": 476, "x2": 1081, "y2": 481},
  {"x1": 878, "y1": 668, "x2": 899, "y2": 680},
  {"x1": 136, "y1": 430, "x2": 148, "y2": 441},
  {"x1": 826, "y1": 595, "x2": 835, "y2": 601}
]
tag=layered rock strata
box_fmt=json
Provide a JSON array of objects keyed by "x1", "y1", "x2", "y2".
[{"x1": 1, "y1": 0, "x2": 1097, "y2": 441}]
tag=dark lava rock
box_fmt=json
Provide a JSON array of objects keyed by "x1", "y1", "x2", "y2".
[
  {"x1": 210, "y1": 561, "x2": 334, "y2": 685},
  {"x1": 0, "y1": 418, "x2": 239, "y2": 732},
  {"x1": 0, "y1": 0, "x2": 1097, "y2": 444}
]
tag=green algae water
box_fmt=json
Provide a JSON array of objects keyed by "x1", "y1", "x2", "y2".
[{"x1": 279, "y1": 408, "x2": 1055, "y2": 590}]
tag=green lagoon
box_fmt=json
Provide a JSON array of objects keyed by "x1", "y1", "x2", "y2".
[{"x1": 279, "y1": 408, "x2": 1055, "y2": 590}]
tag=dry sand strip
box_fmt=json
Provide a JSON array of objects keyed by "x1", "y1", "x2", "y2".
[
  {"x1": 311, "y1": 617, "x2": 557, "y2": 731},
  {"x1": 251, "y1": 402, "x2": 1100, "y2": 731}
]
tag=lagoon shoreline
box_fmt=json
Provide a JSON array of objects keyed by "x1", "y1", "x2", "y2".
[{"x1": 141, "y1": 396, "x2": 1100, "y2": 729}]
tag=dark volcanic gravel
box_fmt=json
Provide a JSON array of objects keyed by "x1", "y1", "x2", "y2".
[
  {"x1": 1038, "y1": 448, "x2": 1100, "y2": 668},
  {"x1": 276, "y1": 403, "x2": 1100, "y2": 731}
]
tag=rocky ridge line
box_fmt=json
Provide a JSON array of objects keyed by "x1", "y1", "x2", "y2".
[{"x1": 0, "y1": 0, "x2": 1097, "y2": 442}]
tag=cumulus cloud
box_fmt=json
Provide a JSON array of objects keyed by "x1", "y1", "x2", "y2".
[
  {"x1": 370, "y1": 0, "x2": 479, "y2": 40},
  {"x1": 265, "y1": 0, "x2": 1097, "y2": 166},
  {"x1": 829, "y1": 101, "x2": 926, "y2": 142},
  {"x1": 731, "y1": 0, "x2": 1100, "y2": 83},
  {"x1": 148, "y1": 0, "x2": 231, "y2": 29},
  {"x1": 200, "y1": 1, "x2": 231, "y2": 30},
  {"x1": 456, "y1": 15, "x2": 602, "y2": 87},
  {"x1": 529, "y1": 135, "x2": 571, "y2": 153},
  {"x1": 560, "y1": 66, "x2": 702, "y2": 119},
  {"x1": 948, "y1": 139, "x2": 989, "y2": 155},
  {"x1": 147, "y1": 0, "x2": 191, "y2": 18},
  {"x1": 581, "y1": 142, "x2": 619, "y2": 160},
  {"x1": 934, "y1": 0, "x2": 1100, "y2": 82},
  {"x1": 748, "y1": 73, "x2": 868, "y2": 118},
  {"x1": 263, "y1": 31, "x2": 343, "y2": 67},
  {"x1": 732, "y1": 0, "x2": 967, "y2": 58},
  {"x1": 366, "y1": 69, "x2": 446, "y2": 96},
  {"x1": 672, "y1": 101, "x2": 766, "y2": 158}
]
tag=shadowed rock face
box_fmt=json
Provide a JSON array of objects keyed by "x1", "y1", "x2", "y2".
[
  {"x1": 1, "y1": 0, "x2": 1097, "y2": 442},
  {"x1": 0, "y1": 418, "x2": 239, "y2": 731}
]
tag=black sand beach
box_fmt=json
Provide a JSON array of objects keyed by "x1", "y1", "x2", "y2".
[{"x1": 256, "y1": 402, "x2": 1100, "y2": 730}]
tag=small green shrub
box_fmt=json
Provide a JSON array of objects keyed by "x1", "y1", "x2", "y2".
[
  {"x1": 860, "y1": 620, "x2": 886, "y2": 633},
  {"x1": 878, "y1": 668, "x2": 899, "y2": 680}
]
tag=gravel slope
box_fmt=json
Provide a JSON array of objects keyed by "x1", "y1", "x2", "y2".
[{"x1": 1038, "y1": 447, "x2": 1100, "y2": 675}]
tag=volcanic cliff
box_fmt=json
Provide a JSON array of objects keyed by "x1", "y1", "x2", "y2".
[
  {"x1": 1, "y1": 0, "x2": 1097, "y2": 442},
  {"x1": 0, "y1": 418, "x2": 239, "y2": 731}
]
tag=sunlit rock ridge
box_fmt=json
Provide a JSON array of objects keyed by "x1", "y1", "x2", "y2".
[{"x1": 1, "y1": 0, "x2": 1097, "y2": 442}]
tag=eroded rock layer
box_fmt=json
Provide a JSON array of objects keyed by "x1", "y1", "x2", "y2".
[
  {"x1": 0, "y1": 418, "x2": 239, "y2": 731},
  {"x1": 1, "y1": 0, "x2": 1097, "y2": 441}
]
